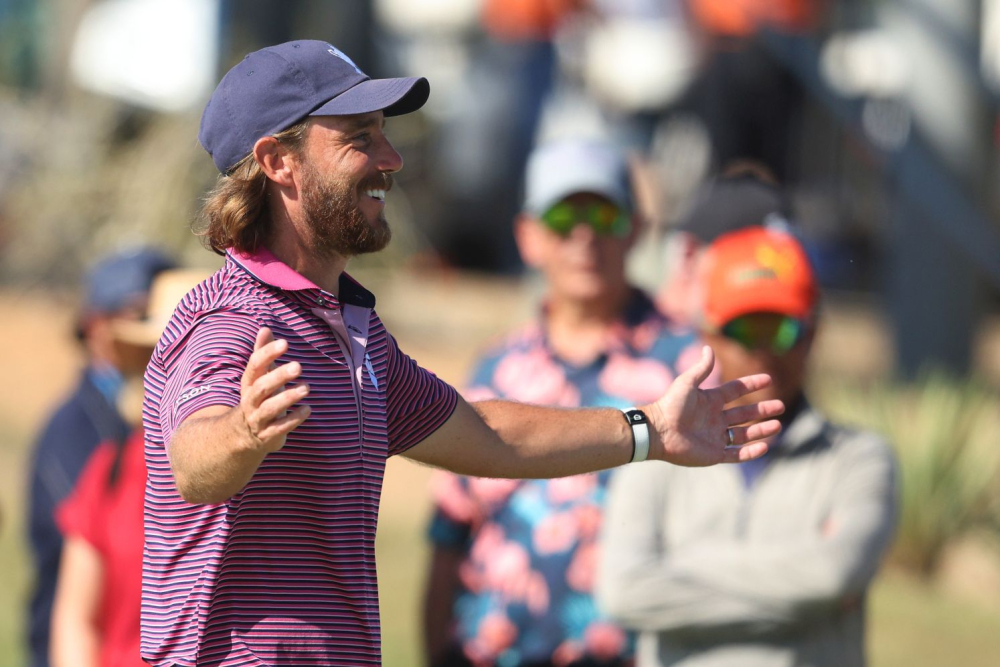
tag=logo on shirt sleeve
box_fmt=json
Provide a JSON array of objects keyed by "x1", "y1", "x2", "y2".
[{"x1": 177, "y1": 385, "x2": 213, "y2": 406}]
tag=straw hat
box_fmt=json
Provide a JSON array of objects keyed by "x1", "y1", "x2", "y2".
[{"x1": 111, "y1": 268, "x2": 212, "y2": 347}]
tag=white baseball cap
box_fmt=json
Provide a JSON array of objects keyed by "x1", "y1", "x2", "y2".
[{"x1": 523, "y1": 140, "x2": 633, "y2": 217}]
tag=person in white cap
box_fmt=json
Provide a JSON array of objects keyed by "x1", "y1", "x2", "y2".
[{"x1": 422, "y1": 140, "x2": 716, "y2": 667}]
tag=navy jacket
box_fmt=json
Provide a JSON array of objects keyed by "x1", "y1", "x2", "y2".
[{"x1": 26, "y1": 370, "x2": 129, "y2": 667}]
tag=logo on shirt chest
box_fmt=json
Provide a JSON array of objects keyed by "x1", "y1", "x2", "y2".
[{"x1": 365, "y1": 353, "x2": 378, "y2": 391}]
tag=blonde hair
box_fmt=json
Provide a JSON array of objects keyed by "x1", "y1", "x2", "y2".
[{"x1": 197, "y1": 122, "x2": 309, "y2": 255}]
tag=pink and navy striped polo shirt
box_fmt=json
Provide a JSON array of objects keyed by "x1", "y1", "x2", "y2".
[{"x1": 141, "y1": 247, "x2": 458, "y2": 666}]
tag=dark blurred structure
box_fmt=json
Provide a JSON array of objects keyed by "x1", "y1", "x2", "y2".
[
  {"x1": 753, "y1": 0, "x2": 1000, "y2": 377},
  {"x1": 221, "y1": 0, "x2": 378, "y2": 74},
  {"x1": 684, "y1": 0, "x2": 827, "y2": 183}
]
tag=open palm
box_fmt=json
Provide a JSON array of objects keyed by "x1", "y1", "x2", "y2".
[{"x1": 645, "y1": 346, "x2": 784, "y2": 466}]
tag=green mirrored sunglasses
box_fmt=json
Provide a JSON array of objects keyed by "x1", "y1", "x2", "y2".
[
  {"x1": 721, "y1": 314, "x2": 807, "y2": 355},
  {"x1": 540, "y1": 200, "x2": 631, "y2": 238}
]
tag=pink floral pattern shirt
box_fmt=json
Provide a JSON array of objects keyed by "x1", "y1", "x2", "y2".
[{"x1": 429, "y1": 290, "x2": 707, "y2": 666}]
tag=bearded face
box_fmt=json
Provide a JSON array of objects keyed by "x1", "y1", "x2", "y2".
[{"x1": 298, "y1": 157, "x2": 393, "y2": 259}]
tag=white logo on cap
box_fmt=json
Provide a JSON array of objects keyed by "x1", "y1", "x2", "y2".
[{"x1": 327, "y1": 45, "x2": 363, "y2": 75}]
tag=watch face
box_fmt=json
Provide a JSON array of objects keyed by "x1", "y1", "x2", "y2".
[{"x1": 626, "y1": 409, "x2": 648, "y2": 424}]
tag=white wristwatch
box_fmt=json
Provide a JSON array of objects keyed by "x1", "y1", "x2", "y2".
[{"x1": 621, "y1": 408, "x2": 650, "y2": 463}]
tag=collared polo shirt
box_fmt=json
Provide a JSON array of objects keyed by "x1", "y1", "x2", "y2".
[{"x1": 141, "y1": 247, "x2": 458, "y2": 666}]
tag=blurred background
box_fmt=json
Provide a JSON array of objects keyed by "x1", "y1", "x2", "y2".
[{"x1": 2, "y1": 0, "x2": 1000, "y2": 665}]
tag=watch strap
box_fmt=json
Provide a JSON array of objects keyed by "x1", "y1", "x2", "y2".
[{"x1": 621, "y1": 408, "x2": 650, "y2": 463}]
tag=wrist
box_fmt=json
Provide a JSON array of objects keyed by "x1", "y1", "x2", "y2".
[{"x1": 638, "y1": 402, "x2": 666, "y2": 461}]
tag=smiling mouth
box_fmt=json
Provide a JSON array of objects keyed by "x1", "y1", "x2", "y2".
[{"x1": 363, "y1": 188, "x2": 386, "y2": 202}]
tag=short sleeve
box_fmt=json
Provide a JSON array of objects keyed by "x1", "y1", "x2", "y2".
[
  {"x1": 55, "y1": 442, "x2": 117, "y2": 554},
  {"x1": 159, "y1": 310, "x2": 260, "y2": 439},
  {"x1": 384, "y1": 335, "x2": 458, "y2": 457}
]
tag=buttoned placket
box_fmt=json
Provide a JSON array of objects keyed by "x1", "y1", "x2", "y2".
[{"x1": 311, "y1": 292, "x2": 372, "y2": 455}]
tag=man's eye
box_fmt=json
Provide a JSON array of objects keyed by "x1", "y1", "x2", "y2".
[{"x1": 353, "y1": 132, "x2": 371, "y2": 144}]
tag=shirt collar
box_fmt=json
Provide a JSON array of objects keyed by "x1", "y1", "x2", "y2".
[
  {"x1": 227, "y1": 246, "x2": 376, "y2": 308},
  {"x1": 776, "y1": 398, "x2": 827, "y2": 454}
]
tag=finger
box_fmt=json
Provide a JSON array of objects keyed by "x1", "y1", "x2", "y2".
[
  {"x1": 709, "y1": 373, "x2": 773, "y2": 405},
  {"x1": 249, "y1": 362, "x2": 303, "y2": 407},
  {"x1": 241, "y1": 338, "x2": 289, "y2": 390},
  {"x1": 254, "y1": 327, "x2": 279, "y2": 374},
  {"x1": 254, "y1": 327, "x2": 274, "y2": 352},
  {"x1": 679, "y1": 345, "x2": 716, "y2": 387},
  {"x1": 252, "y1": 384, "x2": 310, "y2": 426},
  {"x1": 722, "y1": 441, "x2": 769, "y2": 463},
  {"x1": 256, "y1": 405, "x2": 312, "y2": 442},
  {"x1": 728, "y1": 419, "x2": 782, "y2": 445},
  {"x1": 723, "y1": 400, "x2": 785, "y2": 426}
]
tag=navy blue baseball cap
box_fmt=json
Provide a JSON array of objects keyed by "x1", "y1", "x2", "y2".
[
  {"x1": 83, "y1": 247, "x2": 176, "y2": 315},
  {"x1": 199, "y1": 40, "x2": 430, "y2": 174}
]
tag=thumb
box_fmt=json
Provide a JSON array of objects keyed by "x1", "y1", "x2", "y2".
[
  {"x1": 681, "y1": 345, "x2": 716, "y2": 387},
  {"x1": 254, "y1": 327, "x2": 274, "y2": 352}
]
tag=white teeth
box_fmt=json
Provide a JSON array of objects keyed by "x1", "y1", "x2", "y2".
[{"x1": 364, "y1": 189, "x2": 386, "y2": 201}]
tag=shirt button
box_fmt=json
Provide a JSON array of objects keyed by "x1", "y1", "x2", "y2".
[{"x1": 317, "y1": 296, "x2": 328, "y2": 307}]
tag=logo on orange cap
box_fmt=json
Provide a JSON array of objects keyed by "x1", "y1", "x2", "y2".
[{"x1": 701, "y1": 226, "x2": 817, "y2": 328}]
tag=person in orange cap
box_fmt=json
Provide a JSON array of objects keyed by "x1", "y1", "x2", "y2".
[{"x1": 597, "y1": 226, "x2": 899, "y2": 667}]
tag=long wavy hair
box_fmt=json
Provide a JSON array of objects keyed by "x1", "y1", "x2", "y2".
[{"x1": 197, "y1": 121, "x2": 309, "y2": 255}]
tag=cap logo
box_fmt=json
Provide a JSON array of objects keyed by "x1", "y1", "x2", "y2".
[
  {"x1": 326, "y1": 45, "x2": 363, "y2": 75},
  {"x1": 732, "y1": 265, "x2": 779, "y2": 285},
  {"x1": 754, "y1": 243, "x2": 797, "y2": 282}
]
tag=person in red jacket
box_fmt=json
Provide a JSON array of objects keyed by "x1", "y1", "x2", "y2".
[{"x1": 49, "y1": 269, "x2": 207, "y2": 667}]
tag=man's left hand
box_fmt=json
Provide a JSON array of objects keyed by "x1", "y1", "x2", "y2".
[{"x1": 643, "y1": 346, "x2": 784, "y2": 466}]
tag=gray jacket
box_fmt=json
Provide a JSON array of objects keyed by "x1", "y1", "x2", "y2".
[{"x1": 596, "y1": 404, "x2": 898, "y2": 667}]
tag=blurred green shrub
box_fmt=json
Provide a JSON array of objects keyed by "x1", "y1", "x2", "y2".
[{"x1": 818, "y1": 373, "x2": 1000, "y2": 576}]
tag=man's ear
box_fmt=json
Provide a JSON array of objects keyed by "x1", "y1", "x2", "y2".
[
  {"x1": 252, "y1": 136, "x2": 298, "y2": 188},
  {"x1": 513, "y1": 213, "x2": 546, "y2": 269}
]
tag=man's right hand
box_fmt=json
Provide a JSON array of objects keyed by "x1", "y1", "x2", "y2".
[{"x1": 238, "y1": 327, "x2": 311, "y2": 454}]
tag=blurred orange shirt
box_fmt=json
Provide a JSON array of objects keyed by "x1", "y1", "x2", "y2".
[
  {"x1": 482, "y1": 0, "x2": 584, "y2": 41},
  {"x1": 690, "y1": 0, "x2": 822, "y2": 37}
]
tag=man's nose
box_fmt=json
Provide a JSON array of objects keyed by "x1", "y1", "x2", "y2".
[
  {"x1": 377, "y1": 136, "x2": 404, "y2": 173},
  {"x1": 568, "y1": 221, "x2": 597, "y2": 243}
]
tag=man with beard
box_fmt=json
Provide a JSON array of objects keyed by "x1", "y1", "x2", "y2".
[{"x1": 141, "y1": 40, "x2": 785, "y2": 666}]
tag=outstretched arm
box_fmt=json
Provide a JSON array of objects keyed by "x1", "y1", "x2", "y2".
[{"x1": 405, "y1": 346, "x2": 784, "y2": 476}]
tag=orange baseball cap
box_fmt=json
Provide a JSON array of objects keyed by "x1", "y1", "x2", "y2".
[{"x1": 701, "y1": 226, "x2": 818, "y2": 328}]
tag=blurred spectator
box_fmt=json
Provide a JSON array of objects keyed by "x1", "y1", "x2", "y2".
[
  {"x1": 685, "y1": 0, "x2": 827, "y2": 182},
  {"x1": 422, "y1": 140, "x2": 705, "y2": 666},
  {"x1": 49, "y1": 268, "x2": 208, "y2": 667},
  {"x1": 658, "y1": 161, "x2": 792, "y2": 325},
  {"x1": 598, "y1": 226, "x2": 898, "y2": 667},
  {"x1": 25, "y1": 247, "x2": 173, "y2": 667}
]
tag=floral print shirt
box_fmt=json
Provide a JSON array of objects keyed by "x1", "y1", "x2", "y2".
[{"x1": 428, "y1": 290, "x2": 706, "y2": 666}]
